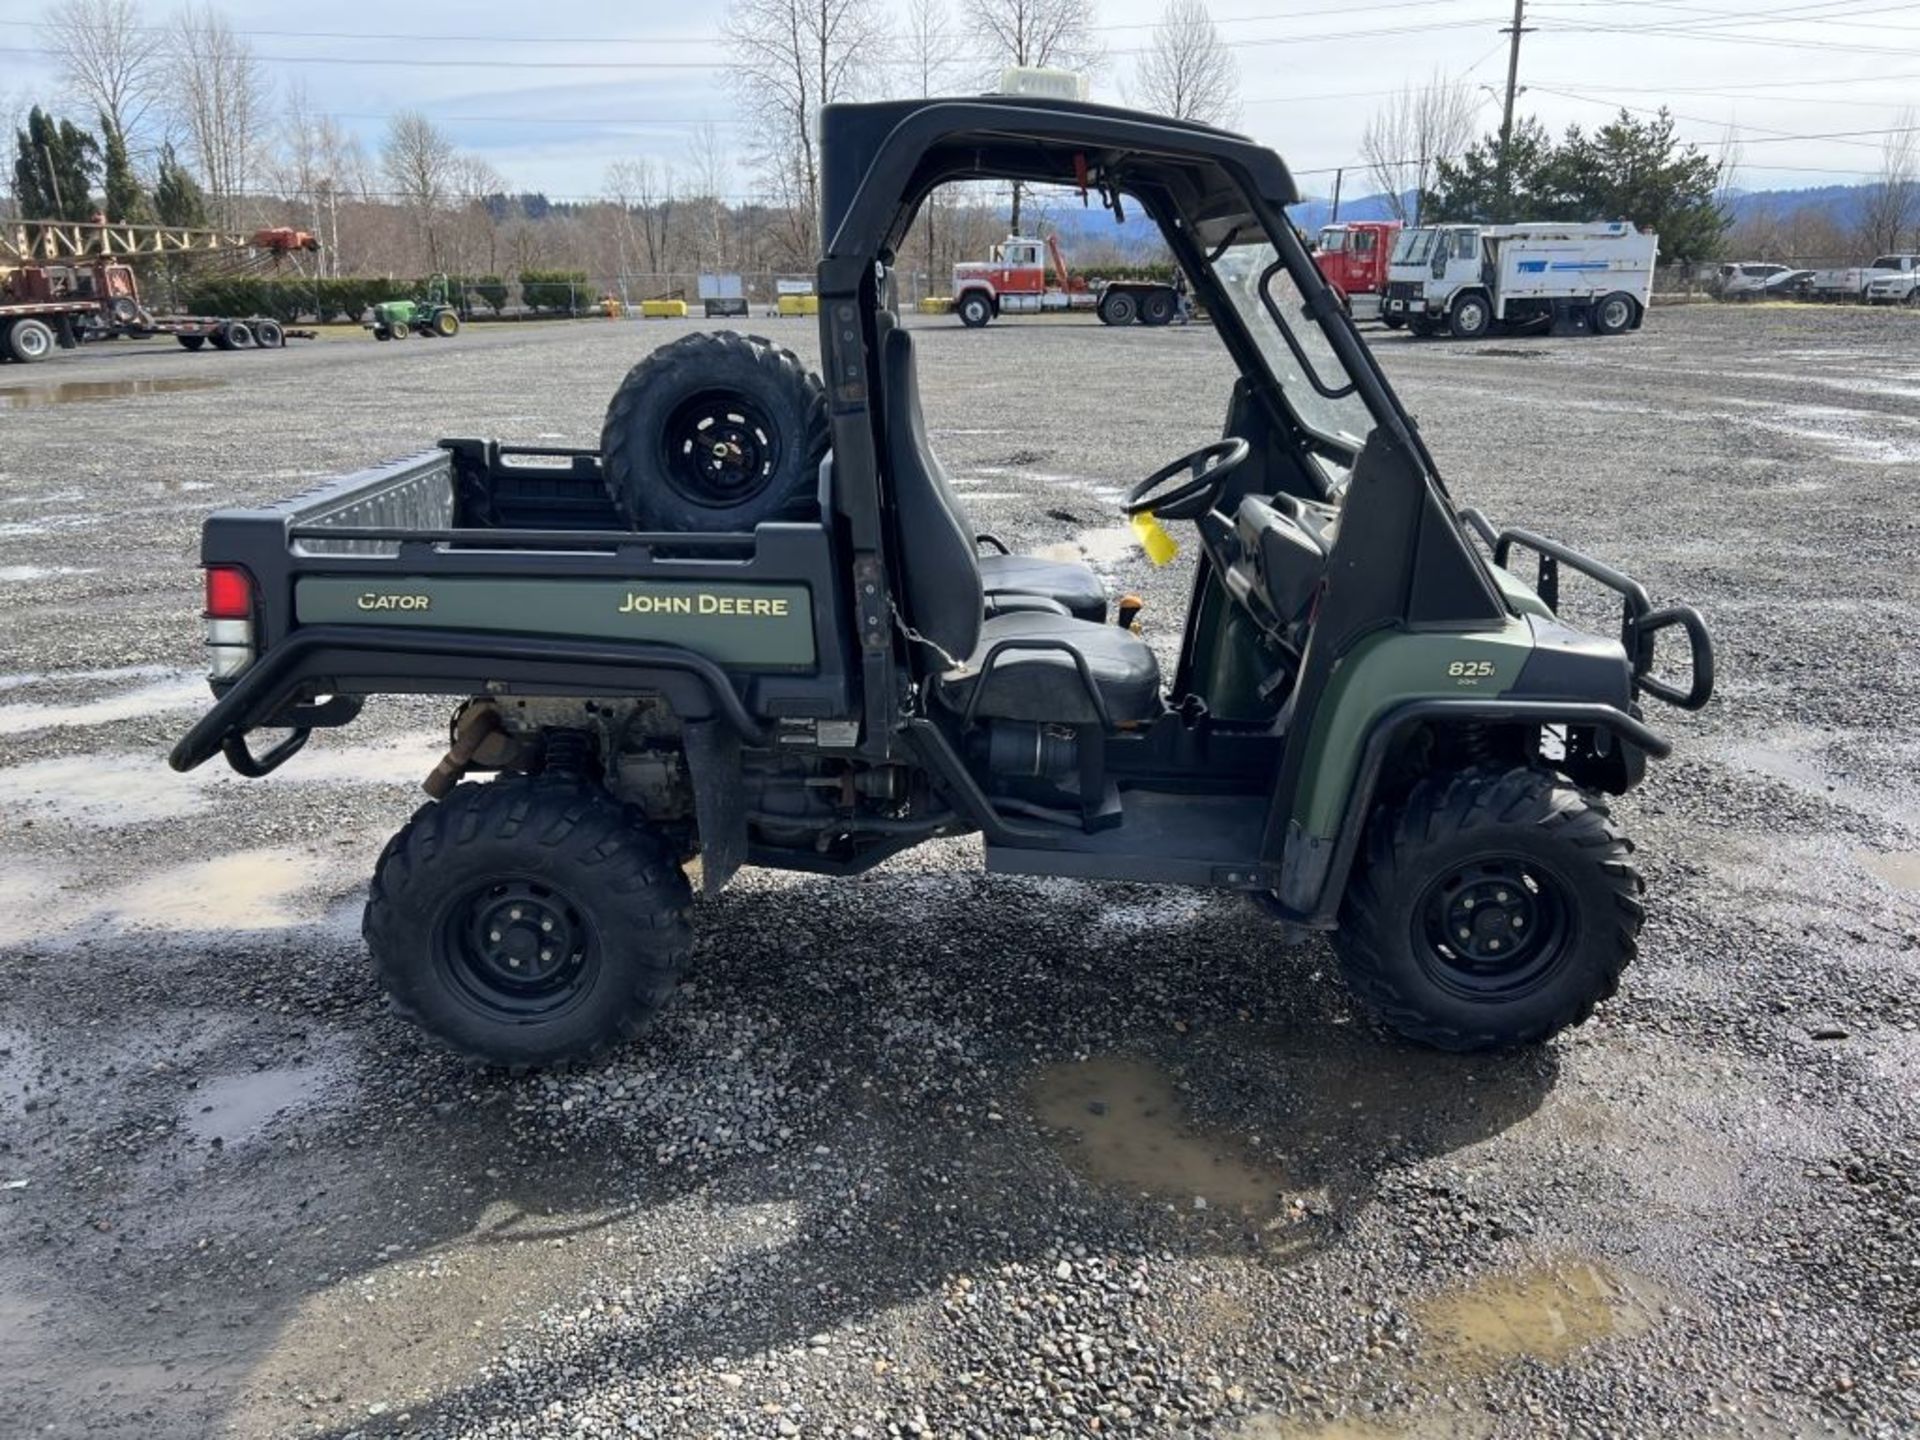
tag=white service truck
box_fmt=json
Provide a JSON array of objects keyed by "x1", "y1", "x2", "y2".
[
  {"x1": 1863, "y1": 254, "x2": 1920, "y2": 306},
  {"x1": 1383, "y1": 221, "x2": 1658, "y2": 339}
]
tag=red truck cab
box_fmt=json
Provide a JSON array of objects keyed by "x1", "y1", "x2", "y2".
[{"x1": 1312, "y1": 220, "x2": 1401, "y2": 322}]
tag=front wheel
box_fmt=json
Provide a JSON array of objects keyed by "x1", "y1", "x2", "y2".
[
  {"x1": 956, "y1": 292, "x2": 994, "y2": 328},
  {"x1": 1333, "y1": 766, "x2": 1642, "y2": 1052},
  {"x1": 1448, "y1": 294, "x2": 1492, "y2": 339},
  {"x1": 364, "y1": 777, "x2": 693, "y2": 1069}
]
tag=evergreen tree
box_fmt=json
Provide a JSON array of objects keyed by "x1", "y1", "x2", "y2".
[
  {"x1": 99, "y1": 113, "x2": 147, "y2": 223},
  {"x1": 12, "y1": 107, "x2": 100, "y2": 221},
  {"x1": 152, "y1": 144, "x2": 210, "y2": 228},
  {"x1": 1424, "y1": 108, "x2": 1728, "y2": 262}
]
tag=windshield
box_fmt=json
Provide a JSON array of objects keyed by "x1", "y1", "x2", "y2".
[
  {"x1": 1391, "y1": 228, "x2": 1435, "y2": 265},
  {"x1": 1211, "y1": 239, "x2": 1374, "y2": 455},
  {"x1": 1317, "y1": 227, "x2": 1346, "y2": 252}
]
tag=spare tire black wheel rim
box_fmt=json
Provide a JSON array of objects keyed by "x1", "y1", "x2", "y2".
[
  {"x1": 1412, "y1": 855, "x2": 1574, "y2": 1001},
  {"x1": 661, "y1": 389, "x2": 781, "y2": 508},
  {"x1": 438, "y1": 879, "x2": 595, "y2": 1021}
]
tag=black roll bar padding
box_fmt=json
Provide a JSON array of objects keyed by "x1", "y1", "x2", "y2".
[
  {"x1": 1633, "y1": 605, "x2": 1716, "y2": 710},
  {"x1": 956, "y1": 636, "x2": 1115, "y2": 732},
  {"x1": 974, "y1": 533, "x2": 1011, "y2": 555},
  {"x1": 168, "y1": 625, "x2": 773, "y2": 775},
  {"x1": 1285, "y1": 696, "x2": 1676, "y2": 924}
]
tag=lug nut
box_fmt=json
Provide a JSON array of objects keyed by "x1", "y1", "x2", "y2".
[
  {"x1": 510, "y1": 907, "x2": 523, "y2": 920},
  {"x1": 489, "y1": 930, "x2": 502, "y2": 942},
  {"x1": 542, "y1": 919, "x2": 553, "y2": 932},
  {"x1": 539, "y1": 949, "x2": 552, "y2": 963}
]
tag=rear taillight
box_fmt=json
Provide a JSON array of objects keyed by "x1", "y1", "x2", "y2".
[{"x1": 203, "y1": 565, "x2": 255, "y2": 680}]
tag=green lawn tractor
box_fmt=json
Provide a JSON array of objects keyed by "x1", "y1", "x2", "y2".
[{"x1": 367, "y1": 274, "x2": 461, "y2": 341}]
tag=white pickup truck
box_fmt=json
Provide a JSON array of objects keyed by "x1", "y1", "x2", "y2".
[{"x1": 1807, "y1": 254, "x2": 1920, "y2": 304}]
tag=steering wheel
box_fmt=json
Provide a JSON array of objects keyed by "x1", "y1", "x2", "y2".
[{"x1": 1123, "y1": 438, "x2": 1252, "y2": 522}]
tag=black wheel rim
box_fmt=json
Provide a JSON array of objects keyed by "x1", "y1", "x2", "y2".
[
  {"x1": 1412, "y1": 855, "x2": 1575, "y2": 1001},
  {"x1": 660, "y1": 389, "x2": 781, "y2": 507},
  {"x1": 436, "y1": 878, "x2": 596, "y2": 1022}
]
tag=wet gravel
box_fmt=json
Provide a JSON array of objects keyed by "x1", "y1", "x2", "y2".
[{"x1": 1, "y1": 304, "x2": 1918, "y2": 1438}]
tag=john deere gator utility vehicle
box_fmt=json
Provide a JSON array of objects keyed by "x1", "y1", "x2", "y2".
[{"x1": 171, "y1": 89, "x2": 1712, "y2": 1068}]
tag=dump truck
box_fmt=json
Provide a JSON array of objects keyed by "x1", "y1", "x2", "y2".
[{"x1": 1384, "y1": 221, "x2": 1657, "y2": 339}]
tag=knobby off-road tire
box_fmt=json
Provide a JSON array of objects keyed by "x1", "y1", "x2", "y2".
[
  {"x1": 363, "y1": 777, "x2": 693, "y2": 1070},
  {"x1": 603, "y1": 329, "x2": 829, "y2": 531},
  {"x1": 1333, "y1": 765, "x2": 1642, "y2": 1052}
]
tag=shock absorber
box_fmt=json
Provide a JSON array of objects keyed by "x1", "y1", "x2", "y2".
[{"x1": 540, "y1": 728, "x2": 598, "y2": 781}]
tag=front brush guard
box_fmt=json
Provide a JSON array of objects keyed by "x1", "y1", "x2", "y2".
[{"x1": 1459, "y1": 508, "x2": 1715, "y2": 712}]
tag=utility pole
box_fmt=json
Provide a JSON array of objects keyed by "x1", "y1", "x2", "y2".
[
  {"x1": 1496, "y1": 0, "x2": 1532, "y2": 219},
  {"x1": 1329, "y1": 167, "x2": 1344, "y2": 224}
]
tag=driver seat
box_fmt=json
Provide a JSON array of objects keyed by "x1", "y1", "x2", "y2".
[
  {"x1": 871, "y1": 308, "x2": 1108, "y2": 622},
  {"x1": 883, "y1": 327, "x2": 1162, "y2": 727}
]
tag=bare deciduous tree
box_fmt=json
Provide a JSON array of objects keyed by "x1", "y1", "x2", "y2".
[
  {"x1": 1132, "y1": 0, "x2": 1237, "y2": 129},
  {"x1": 723, "y1": 0, "x2": 885, "y2": 264},
  {"x1": 1858, "y1": 107, "x2": 1918, "y2": 255},
  {"x1": 964, "y1": 0, "x2": 1101, "y2": 230},
  {"x1": 41, "y1": 0, "x2": 164, "y2": 156},
  {"x1": 172, "y1": 3, "x2": 269, "y2": 227},
  {"x1": 1360, "y1": 72, "x2": 1480, "y2": 225},
  {"x1": 684, "y1": 121, "x2": 732, "y2": 268},
  {"x1": 383, "y1": 110, "x2": 456, "y2": 269},
  {"x1": 605, "y1": 157, "x2": 675, "y2": 277},
  {"x1": 901, "y1": 0, "x2": 960, "y2": 300}
]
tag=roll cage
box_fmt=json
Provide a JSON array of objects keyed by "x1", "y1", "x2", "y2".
[{"x1": 809, "y1": 96, "x2": 1498, "y2": 763}]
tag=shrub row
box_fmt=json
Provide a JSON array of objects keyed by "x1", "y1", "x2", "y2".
[
  {"x1": 177, "y1": 275, "x2": 515, "y2": 324},
  {"x1": 1077, "y1": 262, "x2": 1181, "y2": 286},
  {"x1": 518, "y1": 269, "x2": 593, "y2": 312}
]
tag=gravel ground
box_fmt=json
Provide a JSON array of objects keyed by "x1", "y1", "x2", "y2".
[{"x1": 1, "y1": 303, "x2": 1917, "y2": 1439}]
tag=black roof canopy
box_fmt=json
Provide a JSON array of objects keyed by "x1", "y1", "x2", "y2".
[{"x1": 818, "y1": 96, "x2": 1300, "y2": 259}]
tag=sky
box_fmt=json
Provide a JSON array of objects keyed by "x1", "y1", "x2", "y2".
[{"x1": 0, "y1": 0, "x2": 1913, "y2": 203}]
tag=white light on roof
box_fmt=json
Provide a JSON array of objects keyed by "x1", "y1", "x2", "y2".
[{"x1": 998, "y1": 67, "x2": 1088, "y2": 102}]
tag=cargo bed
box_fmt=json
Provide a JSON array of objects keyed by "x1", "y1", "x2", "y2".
[{"x1": 171, "y1": 439, "x2": 852, "y2": 775}]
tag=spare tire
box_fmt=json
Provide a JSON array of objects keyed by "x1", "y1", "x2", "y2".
[{"x1": 603, "y1": 330, "x2": 827, "y2": 532}]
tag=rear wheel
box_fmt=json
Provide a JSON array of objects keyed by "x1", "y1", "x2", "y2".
[
  {"x1": 1333, "y1": 766, "x2": 1641, "y2": 1052},
  {"x1": 956, "y1": 291, "x2": 994, "y2": 328},
  {"x1": 1099, "y1": 290, "x2": 1139, "y2": 326},
  {"x1": 5, "y1": 318, "x2": 55, "y2": 363},
  {"x1": 1448, "y1": 293, "x2": 1492, "y2": 340},
  {"x1": 1591, "y1": 291, "x2": 1636, "y2": 336},
  {"x1": 602, "y1": 328, "x2": 829, "y2": 531},
  {"x1": 221, "y1": 320, "x2": 255, "y2": 350},
  {"x1": 363, "y1": 777, "x2": 693, "y2": 1070},
  {"x1": 1139, "y1": 287, "x2": 1177, "y2": 326},
  {"x1": 253, "y1": 318, "x2": 285, "y2": 349}
]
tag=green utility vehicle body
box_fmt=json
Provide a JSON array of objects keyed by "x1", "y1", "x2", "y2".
[{"x1": 172, "y1": 94, "x2": 1712, "y2": 1066}]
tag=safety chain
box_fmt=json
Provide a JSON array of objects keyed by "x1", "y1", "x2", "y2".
[{"x1": 889, "y1": 598, "x2": 972, "y2": 678}]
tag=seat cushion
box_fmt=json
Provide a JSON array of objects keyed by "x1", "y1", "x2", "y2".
[
  {"x1": 936, "y1": 611, "x2": 1162, "y2": 726},
  {"x1": 978, "y1": 553, "x2": 1108, "y2": 623}
]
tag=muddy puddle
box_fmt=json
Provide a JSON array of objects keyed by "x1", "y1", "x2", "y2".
[
  {"x1": 1415, "y1": 1259, "x2": 1668, "y2": 1373},
  {"x1": 1859, "y1": 850, "x2": 1920, "y2": 891},
  {"x1": 1031, "y1": 1054, "x2": 1287, "y2": 1215},
  {"x1": 184, "y1": 1061, "x2": 340, "y2": 1146},
  {"x1": 0, "y1": 672, "x2": 207, "y2": 737},
  {"x1": 0, "y1": 737, "x2": 441, "y2": 828},
  {"x1": 110, "y1": 847, "x2": 331, "y2": 931},
  {"x1": 0, "y1": 377, "x2": 225, "y2": 409},
  {"x1": 0, "y1": 564, "x2": 94, "y2": 583}
]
